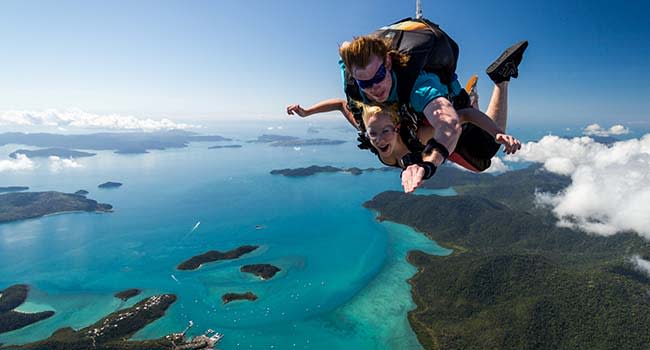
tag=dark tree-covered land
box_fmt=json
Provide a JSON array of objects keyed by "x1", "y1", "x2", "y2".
[
  {"x1": 0, "y1": 284, "x2": 54, "y2": 335},
  {"x1": 1, "y1": 291, "x2": 220, "y2": 350},
  {"x1": 364, "y1": 165, "x2": 650, "y2": 350},
  {"x1": 177, "y1": 245, "x2": 259, "y2": 270},
  {"x1": 270, "y1": 165, "x2": 396, "y2": 177},
  {"x1": 240, "y1": 264, "x2": 281, "y2": 280},
  {"x1": 222, "y1": 292, "x2": 258, "y2": 305},
  {"x1": 0, "y1": 192, "x2": 112, "y2": 223},
  {"x1": 114, "y1": 289, "x2": 141, "y2": 302}
]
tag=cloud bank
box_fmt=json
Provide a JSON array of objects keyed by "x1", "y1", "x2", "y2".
[
  {"x1": 49, "y1": 156, "x2": 83, "y2": 172},
  {"x1": 484, "y1": 157, "x2": 510, "y2": 174},
  {"x1": 507, "y1": 134, "x2": 650, "y2": 238},
  {"x1": 583, "y1": 123, "x2": 630, "y2": 137},
  {"x1": 630, "y1": 255, "x2": 650, "y2": 277},
  {"x1": 0, "y1": 154, "x2": 35, "y2": 172},
  {"x1": 0, "y1": 108, "x2": 199, "y2": 132}
]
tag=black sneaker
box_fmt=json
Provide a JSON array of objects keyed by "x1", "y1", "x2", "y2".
[{"x1": 486, "y1": 40, "x2": 528, "y2": 84}]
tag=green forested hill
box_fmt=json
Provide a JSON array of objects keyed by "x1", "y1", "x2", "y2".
[{"x1": 364, "y1": 166, "x2": 650, "y2": 350}]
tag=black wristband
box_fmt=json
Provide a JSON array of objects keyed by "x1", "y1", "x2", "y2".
[
  {"x1": 419, "y1": 161, "x2": 437, "y2": 179},
  {"x1": 400, "y1": 152, "x2": 423, "y2": 168},
  {"x1": 423, "y1": 138, "x2": 450, "y2": 161}
]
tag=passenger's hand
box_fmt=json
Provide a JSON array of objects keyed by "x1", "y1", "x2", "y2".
[
  {"x1": 286, "y1": 104, "x2": 308, "y2": 117},
  {"x1": 495, "y1": 133, "x2": 521, "y2": 155},
  {"x1": 401, "y1": 164, "x2": 425, "y2": 193}
]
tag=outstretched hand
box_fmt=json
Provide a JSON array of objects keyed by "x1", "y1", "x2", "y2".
[
  {"x1": 286, "y1": 104, "x2": 308, "y2": 118},
  {"x1": 401, "y1": 164, "x2": 425, "y2": 193},
  {"x1": 495, "y1": 133, "x2": 521, "y2": 155}
]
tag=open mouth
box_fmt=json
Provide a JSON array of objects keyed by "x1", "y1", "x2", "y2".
[{"x1": 379, "y1": 144, "x2": 390, "y2": 153}]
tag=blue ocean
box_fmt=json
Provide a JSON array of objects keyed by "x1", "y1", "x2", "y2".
[
  {"x1": 0, "y1": 119, "x2": 456, "y2": 350},
  {"x1": 2, "y1": 118, "x2": 642, "y2": 349}
]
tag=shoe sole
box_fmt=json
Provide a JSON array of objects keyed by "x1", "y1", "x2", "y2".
[{"x1": 486, "y1": 40, "x2": 528, "y2": 75}]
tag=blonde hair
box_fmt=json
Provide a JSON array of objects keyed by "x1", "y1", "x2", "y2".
[
  {"x1": 358, "y1": 103, "x2": 400, "y2": 128},
  {"x1": 339, "y1": 36, "x2": 409, "y2": 72}
]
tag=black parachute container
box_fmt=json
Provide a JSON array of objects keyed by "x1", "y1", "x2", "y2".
[{"x1": 343, "y1": 17, "x2": 463, "y2": 153}]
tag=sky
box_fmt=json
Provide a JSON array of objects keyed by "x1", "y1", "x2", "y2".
[
  {"x1": 0, "y1": 0, "x2": 649, "y2": 129},
  {"x1": 1, "y1": 0, "x2": 650, "y2": 254}
]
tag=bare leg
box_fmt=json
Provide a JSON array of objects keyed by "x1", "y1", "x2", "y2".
[
  {"x1": 484, "y1": 40, "x2": 527, "y2": 132},
  {"x1": 485, "y1": 81, "x2": 509, "y2": 132}
]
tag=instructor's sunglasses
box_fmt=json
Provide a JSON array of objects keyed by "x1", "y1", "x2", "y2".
[{"x1": 355, "y1": 63, "x2": 387, "y2": 89}]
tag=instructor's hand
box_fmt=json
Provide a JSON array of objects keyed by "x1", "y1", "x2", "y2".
[{"x1": 401, "y1": 164, "x2": 425, "y2": 193}]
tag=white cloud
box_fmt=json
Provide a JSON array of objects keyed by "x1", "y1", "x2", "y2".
[
  {"x1": 0, "y1": 154, "x2": 35, "y2": 172},
  {"x1": 630, "y1": 255, "x2": 650, "y2": 277},
  {"x1": 583, "y1": 123, "x2": 630, "y2": 137},
  {"x1": 451, "y1": 156, "x2": 510, "y2": 173},
  {"x1": 0, "y1": 108, "x2": 200, "y2": 132},
  {"x1": 506, "y1": 134, "x2": 650, "y2": 238},
  {"x1": 49, "y1": 156, "x2": 83, "y2": 173},
  {"x1": 483, "y1": 157, "x2": 510, "y2": 173}
]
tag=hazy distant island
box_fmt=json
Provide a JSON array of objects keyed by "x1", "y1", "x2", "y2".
[
  {"x1": 177, "y1": 245, "x2": 259, "y2": 270},
  {"x1": 222, "y1": 292, "x2": 258, "y2": 305},
  {"x1": 363, "y1": 165, "x2": 650, "y2": 349},
  {"x1": 270, "y1": 138, "x2": 346, "y2": 147},
  {"x1": 247, "y1": 134, "x2": 298, "y2": 143},
  {"x1": 114, "y1": 288, "x2": 142, "y2": 302},
  {"x1": 9, "y1": 147, "x2": 96, "y2": 159},
  {"x1": 0, "y1": 186, "x2": 29, "y2": 193},
  {"x1": 113, "y1": 148, "x2": 150, "y2": 155},
  {"x1": 241, "y1": 264, "x2": 281, "y2": 280},
  {"x1": 0, "y1": 192, "x2": 112, "y2": 224},
  {"x1": 74, "y1": 189, "x2": 89, "y2": 196},
  {"x1": 208, "y1": 144, "x2": 242, "y2": 149},
  {"x1": 0, "y1": 284, "x2": 54, "y2": 335},
  {"x1": 248, "y1": 134, "x2": 345, "y2": 147},
  {"x1": 98, "y1": 181, "x2": 122, "y2": 189},
  {"x1": 270, "y1": 165, "x2": 397, "y2": 177},
  {"x1": 0, "y1": 130, "x2": 231, "y2": 155}
]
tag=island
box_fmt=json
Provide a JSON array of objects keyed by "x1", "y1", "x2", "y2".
[
  {"x1": 270, "y1": 165, "x2": 396, "y2": 177},
  {"x1": 221, "y1": 292, "x2": 258, "y2": 305},
  {"x1": 269, "y1": 138, "x2": 346, "y2": 147},
  {"x1": 0, "y1": 192, "x2": 112, "y2": 224},
  {"x1": 2, "y1": 293, "x2": 224, "y2": 350},
  {"x1": 0, "y1": 284, "x2": 54, "y2": 334},
  {"x1": 363, "y1": 165, "x2": 650, "y2": 349},
  {"x1": 9, "y1": 148, "x2": 95, "y2": 159},
  {"x1": 98, "y1": 181, "x2": 122, "y2": 189},
  {"x1": 0, "y1": 186, "x2": 29, "y2": 193},
  {"x1": 74, "y1": 190, "x2": 89, "y2": 196},
  {"x1": 271, "y1": 165, "x2": 341, "y2": 176},
  {"x1": 247, "y1": 134, "x2": 299, "y2": 143},
  {"x1": 240, "y1": 264, "x2": 281, "y2": 280},
  {"x1": 0, "y1": 130, "x2": 231, "y2": 155},
  {"x1": 114, "y1": 288, "x2": 142, "y2": 302},
  {"x1": 114, "y1": 148, "x2": 150, "y2": 154},
  {"x1": 248, "y1": 134, "x2": 345, "y2": 147},
  {"x1": 177, "y1": 245, "x2": 259, "y2": 270},
  {"x1": 208, "y1": 144, "x2": 242, "y2": 149}
]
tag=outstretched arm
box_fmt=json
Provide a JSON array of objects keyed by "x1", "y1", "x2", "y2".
[
  {"x1": 456, "y1": 108, "x2": 521, "y2": 154},
  {"x1": 401, "y1": 97, "x2": 462, "y2": 193},
  {"x1": 286, "y1": 99, "x2": 359, "y2": 130}
]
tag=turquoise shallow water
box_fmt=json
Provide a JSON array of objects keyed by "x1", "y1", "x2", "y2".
[{"x1": 0, "y1": 124, "x2": 452, "y2": 350}]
